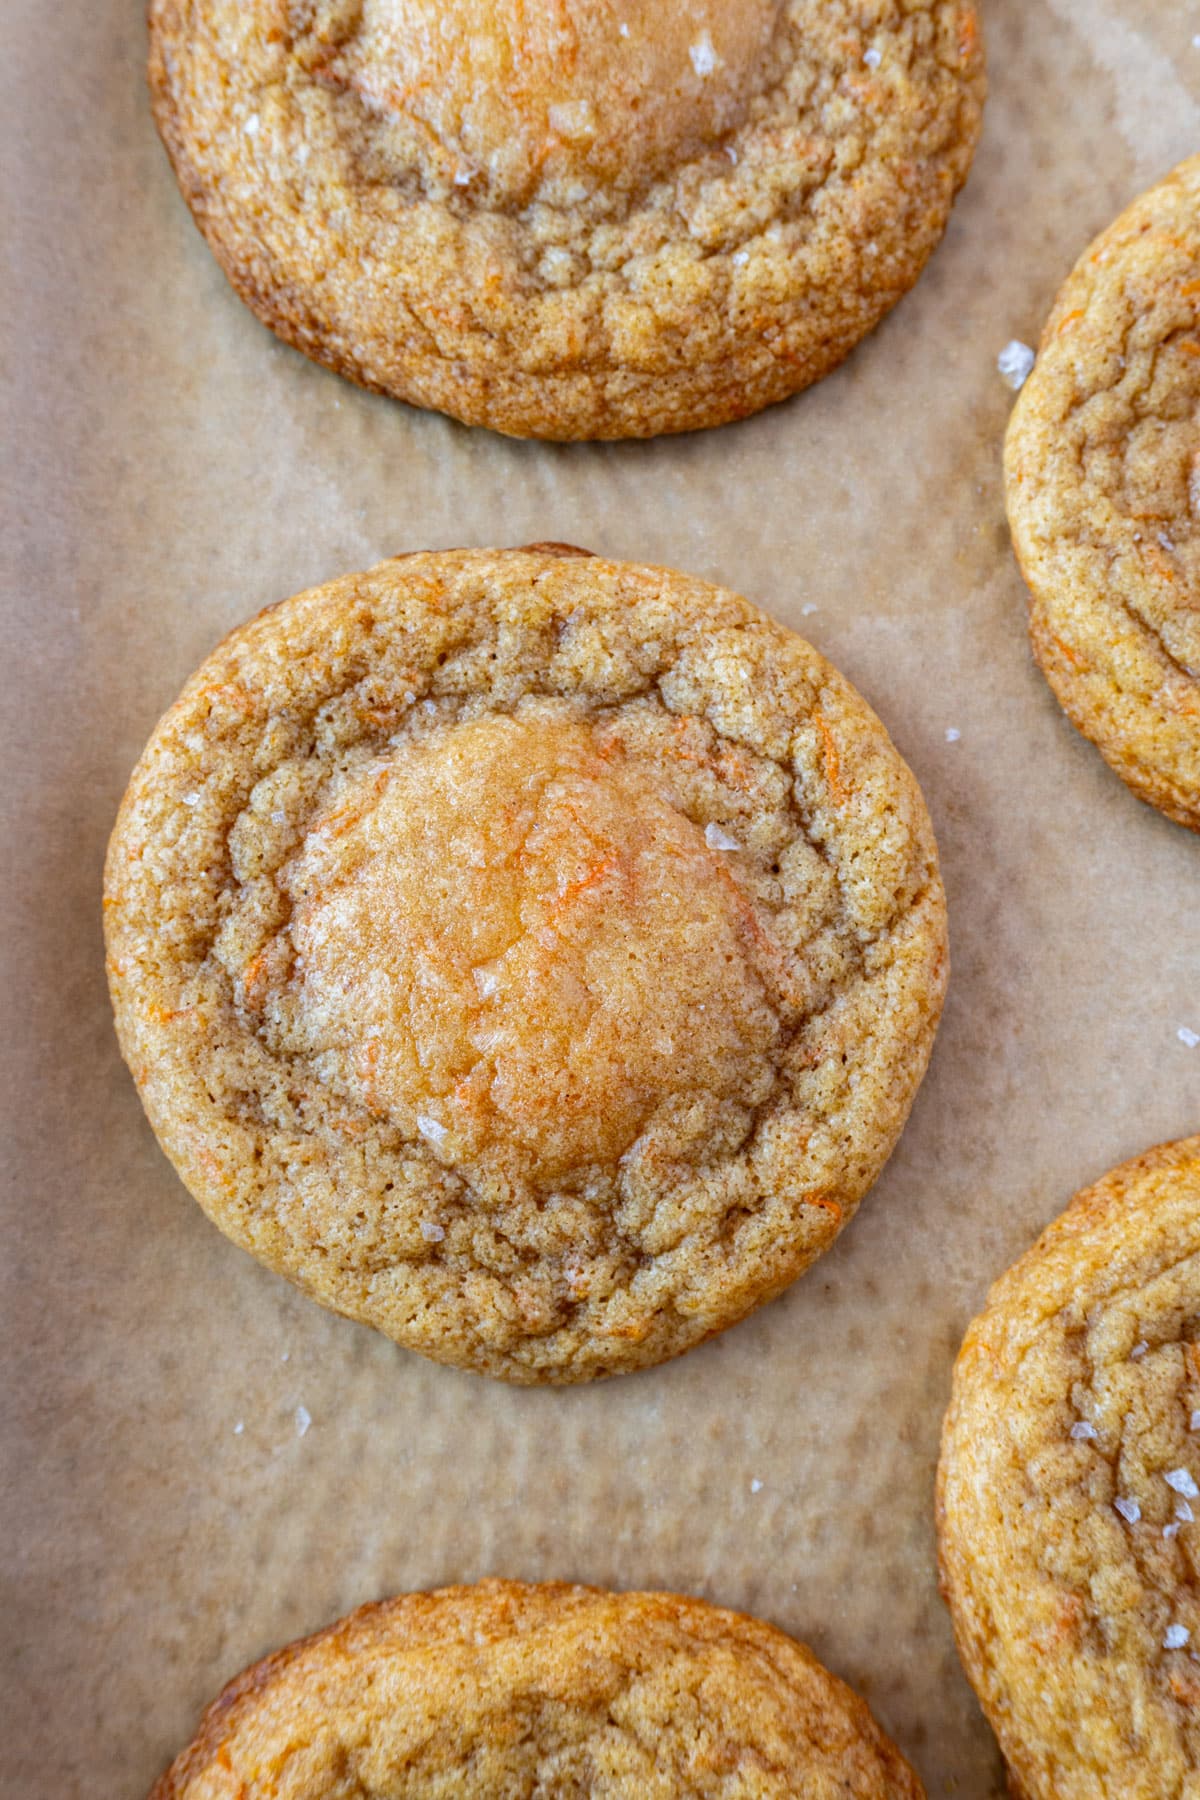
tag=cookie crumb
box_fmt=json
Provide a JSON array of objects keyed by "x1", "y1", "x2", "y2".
[
  {"x1": 295, "y1": 1404, "x2": 312, "y2": 1437},
  {"x1": 998, "y1": 340, "x2": 1036, "y2": 391},
  {"x1": 705, "y1": 823, "x2": 741, "y2": 852},
  {"x1": 1070, "y1": 1421, "x2": 1097, "y2": 1441},
  {"x1": 690, "y1": 31, "x2": 717, "y2": 77},
  {"x1": 1178, "y1": 1026, "x2": 1200, "y2": 1049},
  {"x1": 1166, "y1": 1469, "x2": 1200, "y2": 1499},
  {"x1": 1165, "y1": 1624, "x2": 1191, "y2": 1650},
  {"x1": 1114, "y1": 1496, "x2": 1141, "y2": 1524}
]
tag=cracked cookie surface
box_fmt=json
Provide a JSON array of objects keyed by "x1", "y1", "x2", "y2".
[
  {"x1": 1005, "y1": 155, "x2": 1200, "y2": 831},
  {"x1": 937, "y1": 1137, "x2": 1200, "y2": 1800},
  {"x1": 104, "y1": 547, "x2": 947, "y2": 1383},
  {"x1": 149, "y1": 1580, "x2": 925, "y2": 1798},
  {"x1": 147, "y1": 0, "x2": 984, "y2": 439}
]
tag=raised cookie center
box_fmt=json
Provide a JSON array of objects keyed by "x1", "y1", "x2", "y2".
[
  {"x1": 286, "y1": 709, "x2": 778, "y2": 1180},
  {"x1": 331, "y1": 0, "x2": 781, "y2": 202}
]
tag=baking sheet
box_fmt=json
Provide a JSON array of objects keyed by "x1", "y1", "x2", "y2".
[{"x1": 4, "y1": 2, "x2": 1199, "y2": 1793}]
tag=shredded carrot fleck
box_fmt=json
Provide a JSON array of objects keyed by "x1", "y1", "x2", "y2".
[
  {"x1": 553, "y1": 856, "x2": 619, "y2": 912},
  {"x1": 1180, "y1": 280, "x2": 1200, "y2": 299},
  {"x1": 958, "y1": 9, "x2": 979, "y2": 58},
  {"x1": 803, "y1": 1193, "x2": 843, "y2": 1224},
  {"x1": 1044, "y1": 630, "x2": 1085, "y2": 672},
  {"x1": 1147, "y1": 546, "x2": 1177, "y2": 583},
  {"x1": 1177, "y1": 339, "x2": 1200, "y2": 357},
  {"x1": 812, "y1": 709, "x2": 848, "y2": 804},
  {"x1": 241, "y1": 952, "x2": 269, "y2": 1008},
  {"x1": 1057, "y1": 308, "x2": 1086, "y2": 335}
]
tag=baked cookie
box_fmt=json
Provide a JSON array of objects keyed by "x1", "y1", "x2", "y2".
[
  {"x1": 105, "y1": 547, "x2": 947, "y2": 1383},
  {"x1": 1005, "y1": 155, "x2": 1200, "y2": 832},
  {"x1": 150, "y1": 1580, "x2": 924, "y2": 1797},
  {"x1": 147, "y1": 0, "x2": 985, "y2": 440},
  {"x1": 937, "y1": 1137, "x2": 1200, "y2": 1800}
]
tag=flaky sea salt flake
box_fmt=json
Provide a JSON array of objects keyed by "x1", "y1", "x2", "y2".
[
  {"x1": 1114, "y1": 1496, "x2": 1141, "y2": 1524},
  {"x1": 998, "y1": 340, "x2": 1036, "y2": 391},
  {"x1": 1178, "y1": 1026, "x2": 1200, "y2": 1049},
  {"x1": 417, "y1": 1113, "x2": 449, "y2": 1148},
  {"x1": 295, "y1": 1405, "x2": 312, "y2": 1438},
  {"x1": 750, "y1": 1478, "x2": 763, "y2": 1494},
  {"x1": 1167, "y1": 1469, "x2": 1200, "y2": 1499},
  {"x1": 690, "y1": 31, "x2": 717, "y2": 77},
  {"x1": 420, "y1": 1219, "x2": 446, "y2": 1244},
  {"x1": 233, "y1": 1421, "x2": 244, "y2": 1436},
  {"x1": 1131, "y1": 1340, "x2": 1149, "y2": 1360},
  {"x1": 705, "y1": 823, "x2": 741, "y2": 852},
  {"x1": 1070, "y1": 1421, "x2": 1097, "y2": 1441},
  {"x1": 863, "y1": 46, "x2": 882, "y2": 68},
  {"x1": 1166, "y1": 1624, "x2": 1191, "y2": 1650},
  {"x1": 945, "y1": 728, "x2": 961, "y2": 743},
  {"x1": 1178, "y1": 1499, "x2": 1195, "y2": 1523}
]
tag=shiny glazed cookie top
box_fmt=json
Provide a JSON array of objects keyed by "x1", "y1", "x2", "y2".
[
  {"x1": 105, "y1": 550, "x2": 947, "y2": 1381},
  {"x1": 273, "y1": 707, "x2": 780, "y2": 1182},
  {"x1": 307, "y1": 0, "x2": 781, "y2": 206}
]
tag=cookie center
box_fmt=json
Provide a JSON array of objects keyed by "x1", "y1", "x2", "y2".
[
  {"x1": 326, "y1": 0, "x2": 781, "y2": 203},
  {"x1": 284, "y1": 708, "x2": 778, "y2": 1181}
]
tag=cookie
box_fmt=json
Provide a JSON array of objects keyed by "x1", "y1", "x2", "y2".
[
  {"x1": 147, "y1": 0, "x2": 985, "y2": 440},
  {"x1": 937, "y1": 1137, "x2": 1200, "y2": 1800},
  {"x1": 1005, "y1": 155, "x2": 1200, "y2": 832},
  {"x1": 149, "y1": 1579, "x2": 924, "y2": 1797},
  {"x1": 105, "y1": 546, "x2": 947, "y2": 1383}
]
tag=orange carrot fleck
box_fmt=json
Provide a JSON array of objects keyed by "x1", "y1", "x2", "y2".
[
  {"x1": 1057, "y1": 309, "x2": 1086, "y2": 335},
  {"x1": 812, "y1": 709, "x2": 848, "y2": 804},
  {"x1": 803, "y1": 1193, "x2": 843, "y2": 1224}
]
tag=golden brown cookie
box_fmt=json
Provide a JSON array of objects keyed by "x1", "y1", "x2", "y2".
[
  {"x1": 150, "y1": 1580, "x2": 925, "y2": 1797},
  {"x1": 1005, "y1": 156, "x2": 1200, "y2": 832},
  {"x1": 105, "y1": 547, "x2": 947, "y2": 1383},
  {"x1": 147, "y1": 0, "x2": 985, "y2": 440},
  {"x1": 937, "y1": 1137, "x2": 1200, "y2": 1800}
]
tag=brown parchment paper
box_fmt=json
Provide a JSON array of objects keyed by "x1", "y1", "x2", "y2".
[{"x1": 3, "y1": 3, "x2": 1199, "y2": 1794}]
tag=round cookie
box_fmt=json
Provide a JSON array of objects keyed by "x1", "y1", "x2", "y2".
[
  {"x1": 937, "y1": 1137, "x2": 1200, "y2": 1800},
  {"x1": 147, "y1": 0, "x2": 985, "y2": 440},
  {"x1": 105, "y1": 546, "x2": 947, "y2": 1383},
  {"x1": 1005, "y1": 155, "x2": 1200, "y2": 832},
  {"x1": 150, "y1": 1580, "x2": 925, "y2": 1798}
]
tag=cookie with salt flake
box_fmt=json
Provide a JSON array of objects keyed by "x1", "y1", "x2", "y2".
[
  {"x1": 146, "y1": 0, "x2": 984, "y2": 439},
  {"x1": 104, "y1": 546, "x2": 947, "y2": 1383},
  {"x1": 1005, "y1": 155, "x2": 1200, "y2": 831},
  {"x1": 937, "y1": 1136, "x2": 1200, "y2": 1800},
  {"x1": 149, "y1": 1582, "x2": 925, "y2": 1798}
]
